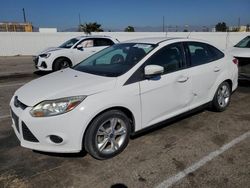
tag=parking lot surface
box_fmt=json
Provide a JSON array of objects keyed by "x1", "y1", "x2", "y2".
[{"x1": 0, "y1": 56, "x2": 249, "y2": 188}]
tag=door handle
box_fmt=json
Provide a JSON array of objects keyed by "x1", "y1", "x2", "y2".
[
  {"x1": 177, "y1": 76, "x2": 189, "y2": 83},
  {"x1": 214, "y1": 67, "x2": 221, "y2": 72}
]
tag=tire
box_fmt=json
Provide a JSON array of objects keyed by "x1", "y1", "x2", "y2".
[
  {"x1": 212, "y1": 81, "x2": 231, "y2": 112},
  {"x1": 84, "y1": 110, "x2": 131, "y2": 160},
  {"x1": 53, "y1": 58, "x2": 71, "y2": 71}
]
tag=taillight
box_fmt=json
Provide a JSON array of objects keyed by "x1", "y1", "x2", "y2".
[{"x1": 233, "y1": 58, "x2": 238, "y2": 65}]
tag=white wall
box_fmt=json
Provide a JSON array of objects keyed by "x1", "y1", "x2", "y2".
[{"x1": 0, "y1": 32, "x2": 249, "y2": 56}]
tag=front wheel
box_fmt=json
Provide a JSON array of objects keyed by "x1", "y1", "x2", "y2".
[
  {"x1": 84, "y1": 110, "x2": 131, "y2": 160},
  {"x1": 212, "y1": 81, "x2": 231, "y2": 112},
  {"x1": 53, "y1": 58, "x2": 71, "y2": 71}
]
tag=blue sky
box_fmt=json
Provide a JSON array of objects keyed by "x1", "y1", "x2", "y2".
[{"x1": 0, "y1": 0, "x2": 249, "y2": 30}]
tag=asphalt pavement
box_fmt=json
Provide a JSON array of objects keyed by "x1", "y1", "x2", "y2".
[{"x1": 0, "y1": 56, "x2": 249, "y2": 188}]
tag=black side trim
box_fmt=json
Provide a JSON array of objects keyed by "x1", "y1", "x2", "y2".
[
  {"x1": 131, "y1": 102, "x2": 210, "y2": 137},
  {"x1": 11, "y1": 109, "x2": 19, "y2": 133},
  {"x1": 22, "y1": 122, "x2": 39, "y2": 142},
  {"x1": 124, "y1": 65, "x2": 144, "y2": 85}
]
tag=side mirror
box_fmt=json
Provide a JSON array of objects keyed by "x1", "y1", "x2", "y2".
[
  {"x1": 144, "y1": 65, "x2": 164, "y2": 79},
  {"x1": 77, "y1": 44, "x2": 84, "y2": 51}
]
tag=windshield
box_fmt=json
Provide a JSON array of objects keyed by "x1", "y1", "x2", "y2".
[
  {"x1": 73, "y1": 43, "x2": 156, "y2": 77},
  {"x1": 234, "y1": 36, "x2": 250, "y2": 48},
  {"x1": 59, "y1": 38, "x2": 79, "y2": 48}
]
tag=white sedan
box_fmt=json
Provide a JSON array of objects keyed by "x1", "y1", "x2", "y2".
[
  {"x1": 229, "y1": 35, "x2": 250, "y2": 80},
  {"x1": 33, "y1": 36, "x2": 119, "y2": 71},
  {"x1": 10, "y1": 38, "x2": 238, "y2": 159}
]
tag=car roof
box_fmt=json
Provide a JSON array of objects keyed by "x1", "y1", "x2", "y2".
[
  {"x1": 75, "y1": 35, "x2": 114, "y2": 40},
  {"x1": 124, "y1": 37, "x2": 208, "y2": 45}
]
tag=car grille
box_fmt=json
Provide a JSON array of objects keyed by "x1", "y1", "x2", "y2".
[
  {"x1": 22, "y1": 122, "x2": 39, "y2": 142},
  {"x1": 11, "y1": 109, "x2": 20, "y2": 133},
  {"x1": 14, "y1": 96, "x2": 28, "y2": 110}
]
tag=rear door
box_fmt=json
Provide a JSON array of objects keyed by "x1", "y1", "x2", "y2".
[{"x1": 184, "y1": 42, "x2": 225, "y2": 108}]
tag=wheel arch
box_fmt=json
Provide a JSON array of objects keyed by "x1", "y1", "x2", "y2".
[
  {"x1": 224, "y1": 79, "x2": 233, "y2": 91},
  {"x1": 81, "y1": 106, "x2": 135, "y2": 150},
  {"x1": 52, "y1": 56, "x2": 73, "y2": 70}
]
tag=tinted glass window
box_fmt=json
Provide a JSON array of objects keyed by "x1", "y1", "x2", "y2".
[
  {"x1": 207, "y1": 44, "x2": 224, "y2": 60},
  {"x1": 74, "y1": 43, "x2": 156, "y2": 77},
  {"x1": 234, "y1": 36, "x2": 250, "y2": 48},
  {"x1": 78, "y1": 39, "x2": 94, "y2": 48},
  {"x1": 94, "y1": 38, "x2": 114, "y2": 46},
  {"x1": 59, "y1": 38, "x2": 79, "y2": 48},
  {"x1": 187, "y1": 42, "x2": 215, "y2": 66},
  {"x1": 146, "y1": 43, "x2": 185, "y2": 74}
]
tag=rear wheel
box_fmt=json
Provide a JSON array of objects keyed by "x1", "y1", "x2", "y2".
[
  {"x1": 53, "y1": 58, "x2": 71, "y2": 71},
  {"x1": 84, "y1": 110, "x2": 131, "y2": 160},
  {"x1": 212, "y1": 81, "x2": 231, "y2": 112}
]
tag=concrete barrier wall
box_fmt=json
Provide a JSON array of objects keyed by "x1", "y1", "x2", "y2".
[{"x1": 0, "y1": 32, "x2": 249, "y2": 56}]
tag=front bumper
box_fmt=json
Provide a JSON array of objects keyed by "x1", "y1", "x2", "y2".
[
  {"x1": 9, "y1": 96, "x2": 88, "y2": 153},
  {"x1": 33, "y1": 56, "x2": 52, "y2": 71}
]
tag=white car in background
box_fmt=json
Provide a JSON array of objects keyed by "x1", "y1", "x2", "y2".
[
  {"x1": 11, "y1": 38, "x2": 238, "y2": 159},
  {"x1": 229, "y1": 35, "x2": 250, "y2": 80},
  {"x1": 33, "y1": 36, "x2": 119, "y2": 71}
]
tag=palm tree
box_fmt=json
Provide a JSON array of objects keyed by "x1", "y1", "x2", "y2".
[
  {"x1": 79, "y1": 22, "x2": 104, "y2": 34},
  {"x1": 124, "y1": 26, "x2": 135, "y2": 32}
]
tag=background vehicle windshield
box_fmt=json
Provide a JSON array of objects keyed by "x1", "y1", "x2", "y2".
[
  {"x1": 59, "y1": 38, "x2": 79, "y2": 48},
  {"x1": 234, "y1": 36, "x2": 250, "y2": 48},
  {"x1": 73, "y1": 43, "x2": 156, "y2": 77}
]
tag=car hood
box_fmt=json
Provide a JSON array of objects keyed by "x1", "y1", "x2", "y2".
[
  {"x1": 39, "y1": 47, "x2": 65, "y2": 54},
  {"x1": 228, "y1": 47, "x2": 250, "y2": 58},
  {"x1": 15, "y1": 68, "x2": 117, "y2": 106}
]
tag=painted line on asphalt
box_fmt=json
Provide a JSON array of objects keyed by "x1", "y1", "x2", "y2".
[
  {"x1": 0, "y1": 82, "x2": 25, "y2": 88},
  {"x1": 156, "y1": 131, "x2": 250, "y2": 188},
  {"x1": 0, "y1": 115, "x2": 10, "y2": 120}
]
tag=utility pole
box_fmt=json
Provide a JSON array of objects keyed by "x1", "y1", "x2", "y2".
[
  {"x1": 22, "y1": 8, "x2": 27, "y2": 23},
  {"x1": 163, "y1": 16, "x2": 165, "y2": 32},
  {"x1": 78, "y1": 13, "x2": 82, "y2": 32},
  {"x1": 78, "y1": 13, "x2": 82, "y2": 25},
  {"x1": 238, "y1": 17, "x2": 241, "y2": 30}
]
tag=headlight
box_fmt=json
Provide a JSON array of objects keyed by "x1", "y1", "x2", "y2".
[
  {"x1": 30, "y1": 96, "x2": 86, "y2": 117},
  {"x1": 39, "y1": 53, "x2": 51, "y2": 58}
]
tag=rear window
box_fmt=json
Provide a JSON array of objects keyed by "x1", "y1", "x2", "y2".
[
  {"x1": 234, "y1": 36, "x2": 250, "y2": 48},
  {"x1": 207, "y1": 44, "x2": 224, "y2": 60}
]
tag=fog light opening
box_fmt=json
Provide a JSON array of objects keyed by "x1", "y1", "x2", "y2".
[
  {"x1": 41, "y1": 61, "x2": 47, "y2": 68},
  {"x1": 49, "y1": 135, "x2": 63, "y2": 144}
]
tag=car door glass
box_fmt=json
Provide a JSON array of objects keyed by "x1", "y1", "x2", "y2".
[
  {"x1": 79, "y1": 39, "x2": 94, "y2": 48},
  {"x1": 188, "y1": 42, "x2": 214, "y2": 66},
  {"x1": 94, "y1": 38, "x2": 114, "y2": 47},
  {"x1": 146, "y1": 43, "x2": 184, "y2": 74}
]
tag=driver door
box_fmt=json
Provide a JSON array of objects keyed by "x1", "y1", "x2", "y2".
[
  {"x1": 140, "y1": 43, "x2": 193, "y2": 128},
  {"x1": 72, "y1": 39, "x2": 96, "y2": 64}
]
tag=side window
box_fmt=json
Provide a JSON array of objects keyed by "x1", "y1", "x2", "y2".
[
  {"x1": 94, "y1": 38, "x2": 114, "y2": 47},
  {"x1": 146, "y1": 43, "x2": 185, "y2": 74},
  {"x1": 187, "y1": 42, "x2": 215, "y2": 66},
  {"x1": 207, "y1": 44, "x2": 224, "y2": 60},
  {"x1": 79, "y1": 39, "x2": 94, "y2": 48}
]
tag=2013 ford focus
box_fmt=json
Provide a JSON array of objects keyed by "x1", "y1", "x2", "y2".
[{"x1": 10, "y1": 38, "x2": 238, "y2": 159}]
